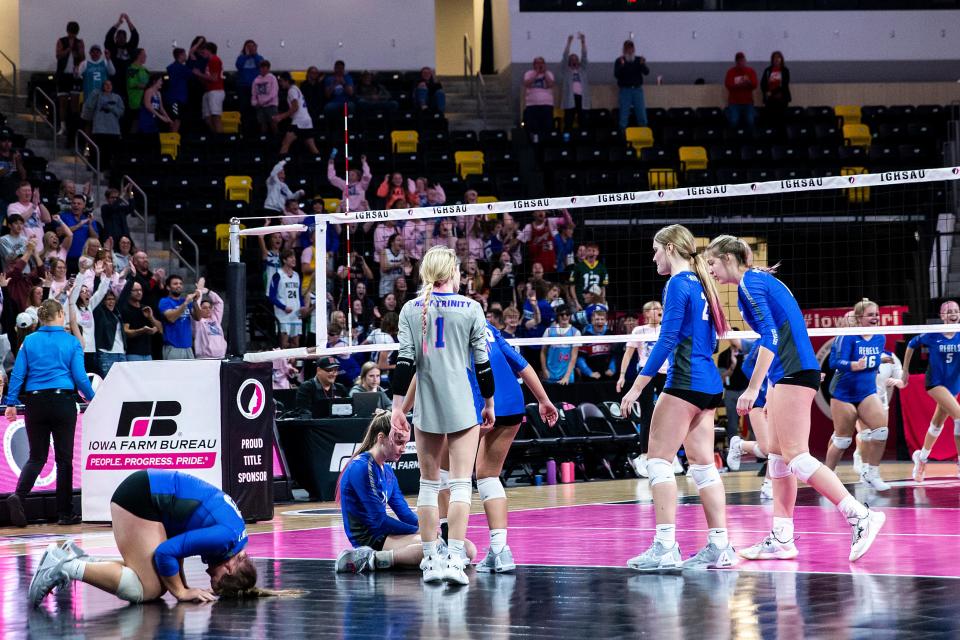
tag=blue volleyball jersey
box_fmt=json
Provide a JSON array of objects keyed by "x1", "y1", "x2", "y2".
[
  {"x1": 469, "y1": 322, "x2": 529, "y2": 421},
  {"x1": 740, "y1": 339, "x2": 767, "y2": 408},
  {"x1": 828, "y1": 334, "x2": 885, "y2": 402},
  {"x1": 908, "y1": 332, "x2": 960, "y2": 395},
  {"x1": 339, "y1": 452, "x2": 418, "y2": 548},
  {"x1": 737, "y1": 269, "x2": 819, "y2": 384},
  {"x1": 641, "y1": 272, "x2": 722, "y2": 394},
  {"x1": 146, "y1": 470, "x2": 248, "y2": 577}
]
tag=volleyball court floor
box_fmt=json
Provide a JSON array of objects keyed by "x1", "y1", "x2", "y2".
[{"x1": 2, "y1": 462, "x2": 959, "y2": 639}]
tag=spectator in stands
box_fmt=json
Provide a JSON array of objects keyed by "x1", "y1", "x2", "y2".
[
  {"x1": 121, "y1": 279, "x2": 160, "y2": 362},
  {"x1": 572, "y1": 284, "x2": 608, "y2": 328},
  {"x1": 113, "y1": 235, "x2": 134, "y2": 273},
  {"x1": 235, "y1": 40, "x2": 264, "y2": 131},
  {"x1": 131, "y1": 250, "x2": 165, "y2": 312},
  {"x1": 69, "y1": 260, "x2": 109, "y2": 374},
  {"x1": 164, "y1": 48, "x2": 191, "y2": 133},
  {"x1": 272, "y1": 355, "x2": 299, "y2": 390},
  {"x1": 488, "y1": 251, "x2": 517, "y2": 309},
  {"x1": 427, "y1": 219, "x2": 457, "y2": 251},
  {"x1": 300, "y1": 66, "x2": 326, "y2": 125},
  {"x1": 264, "y1": 160, "x2": 305, "y2": 219},
  {"x1": 186, "y1": 36, "x2": 208, "y2": 127},
  {"x1": 349, "y1": 361, "x2": 392, "y2": 410},
  {"x1": 279, "y1": 199, "x2": 306, "y2": 247},
  {"x1": 500, "y1": 213, "x2": 523, "y2": 265},
  {"x1": 38, "y1": 223, "x2": 72, "y2": 271},
  {"x1": 324, "y1": 60, "x2": 355, "y2": 118},
  {"x1": 4, "y1": 244, "x2": 45, "y2": 316},
  {"x1": 577, "y1": 308, "x2": 616, "y2": 380},
  {"x1": 541, "y1": 304, "x2": 579, "y2": 385},
  {"x1": 522, "y1": 280, "x2": 555, "y2": 339},
  {"x1": 47, "y1": 259, "x2": 71, "y2": 318},
  {"x1": 568, "y1": 241, "x2": 609, "y2": 309},
  {"x1": 6, "y1": 182, "x2": 52, "y2": 249},
  {"x1": 99, "y1": 189, "x2": 132, "y2": 247},
  {"x1": 197, "y1": 42, "x2": 225, "y2": 133},
  {"x1": 296, "y1": 356, "x2": 347, "y2": 413},
  {"x1": 126, "y1": 49, "x2": 149, "y2": 132},
  {"x1": 326, "y1": 321, "x2": 361, "y2": 386},
  {"x1": 0, "y1": 214, "x2": 29, "y2": 272},
  {"x1": 94, "y1": 282, "x2": 129, "y2": 376},
  {"x1": 414, "y1": 67, "x2": 445, "y2": 114},
  {"x1": 393, "y1": 276, "x2": 410, "y2": 307},
  {"x1": 379, "y1": 233, "x2": 407, "y2": 298},
  {"x1": 413, "y1": 178, "x2": 446, "y2": 208},
  {"x1": 275, "y1": 72, "x2": 320, "y2": 155},
  {"x1": 365, "y1": 311, "x2": 398, "y2": 380},
  {"x1": 486, "y1": 306, "x2": 504, "y2": 330},
  {"x1": 81, "y1": 80, "x2": 124, "y2": 171},
  {"x1": 554, "y1": 222, "x2": 575, "y2": 273},
  {"x1": 501, "y1": 306, "x2": 522, "y2": 341},
  {"x1": 455, "y1": 237, "x2": 470, "y2": 265},
  {"x1": 561, "y1": 33, "x2": 590, "y2": 131},
  {"x1": 461, "y1": 257, "x2": 485, "y2": 301},
  {"x1": 521, "y1": 208, "x2": 574, "y2": 276},
  {"x1": 0, "y1": 133, "x2": 26, "y2": 212},
  {"x1": 614, "y1": 39, "x2": 649, "y2": 130},
  {"x1": 269, "y1": 249, "x2": 303, "y2": 349},
  {"x1": 251, "y1": 60, "x2": 279, "y2": 134},
  {"x1": 357, "y1": 71, "x2": 399, "y2": 114},
  {"x1": 717, "y1": 331, "x2": 751, "y2": 441},
  {"x1": 138, "y1": 73, "x2": 173, "y2": 134},
  {"x1": 724, "y1": 52, "x2": 758, "y2": 131},
  {"x1": 377, "y1": 172, "x2": 417, "y2": 210},
  {"x1": 328, "y1": 154, "x2": 372, "y2": 212},
  {"x1": 55, "y1": 21, "x2": 85, "y2": 137},
  {"x1": 61, "y1": 195, "x2": 100, "y2": 273},
  {"x1": 760, "y1": 51, "x2": 791, "y2": 127},
  {"x1": 378, "y1": 293, "x2": 399, "y2": 318},
  {"x1": 56, "y1": 180, "x2": 91, "y2": 213},
  {"x1": 194, "y1": 288, "x2": 227, "y2": 359},
  {"x1": 522, "y1": 57, "x2": 555, "y2": 144},
  {"x1": 77, "y1": 44, "x2": 114, "y2": 107},
  {"x1": 528, "y1": 261, "x2": 548, "y2": 295},
  {"x1": 159, "y1": 274, "x2": 201, "y2": 360},
  {"x1": 104, "y1": 13, "x2": 139, "y2": 102}
]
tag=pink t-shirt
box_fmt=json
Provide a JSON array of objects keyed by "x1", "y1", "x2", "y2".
[
  {"x1": 523, "y1": 70, "x2": 555, "y2": 107},
  {"x1": 6, "y1": 202, "x2": 45, "y2": 246}
]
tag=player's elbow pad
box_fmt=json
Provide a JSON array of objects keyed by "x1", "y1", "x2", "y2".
[
  {"x1": 391, "y1": 357, "x2": 415, "y2": 396},
  {"x1": 476, "y1": 362, "x2": 495, "y2": 399}
]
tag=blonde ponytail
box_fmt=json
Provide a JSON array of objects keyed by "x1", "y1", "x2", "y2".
[
  {"x1": 693, "y1": 253, "x2": 730, "y2": 334},
  {"x1": 654, "y1": 224, "x2": 729, "y2": 335},
  {"x1": 707, "y1": 234, "x2": 780, "y2": 274},
  {"x1": 416, "y1": 246, "x2": 459, "y2": 355}
]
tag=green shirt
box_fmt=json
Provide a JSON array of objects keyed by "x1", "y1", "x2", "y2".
[
  {"x1": 126, "y1": 64, "x2": 149, "y2": 110},
  {"x1": 569, "y1": 259, "x2": 609, "y2": 304}
]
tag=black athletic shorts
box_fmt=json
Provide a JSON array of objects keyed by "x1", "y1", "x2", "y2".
[
  {"x1": 110, "y1": 469, "x2": 162, "y2": 521},
  {"x1": 291, "y1": 126, "x2": 315, "y2": 139},
  {"x1": 494, "y1": 413, "x2": 525, "y2": 428},
  {"x1": 352, "y1": 529, "x2": 387, "y2": 551},
  {"x1": 662, "y1": 388, "x2": 724, "y2": 411},
  {"x1": 776, "y1": 369, "x2": 821, "y2": 391},
  {"x1": 56, "y1": 73, "x2": 81, "y2": 96}
]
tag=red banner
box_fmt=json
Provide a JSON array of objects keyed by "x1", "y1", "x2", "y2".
[{"x1": 900, "y1": 374, "x2": 958, "y2": 461}]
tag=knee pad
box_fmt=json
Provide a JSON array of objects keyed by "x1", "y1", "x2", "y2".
[
  {"x1": 116, "y1": 566, "x2": 144, "y2": 603},
  {"x1": 830, "y1": 434, "x2": 853, "y2": 450},
  {"x1": 476, "y1": 477, "x2": 506, "y2": 502},
  {"x1": 646, "y1": 458, "x2": 676, "y2": 487},
  {"x1": 417, "y1": 479, "x2": 441, "y2": 509},
  {"x1": 928, "y1": 423, "x2": 943, "y2": 437},
  {"x1": 439, "y1": 469, "x2": 450, "y2": 492},
  {"x1": 862, "y1": 427, "x2": 889, "y2": 442},
  {"x1": 788, "y1": 452, "x2": 822, "y2": 483},
  {"x1": 954, "y1": 423, "x2": 960, "y2": 437},
  {"x1": 689, "y1": 463, "x2": 722, "y2": 491},
  {"x1": 767, "y1": 453, "x2": 791, "y2": 479},
  {"x1": 448, "y1": 477, "x2": 473, "y2": 505}
]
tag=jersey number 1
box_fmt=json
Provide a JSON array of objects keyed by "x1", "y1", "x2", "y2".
[{"x1": 435, "y1": 317, "x2": 445, "y2": 348}]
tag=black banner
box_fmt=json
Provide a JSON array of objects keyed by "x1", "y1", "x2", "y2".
[{"x1": 220, "y1": 360, "x2": 274, "y2": 521}]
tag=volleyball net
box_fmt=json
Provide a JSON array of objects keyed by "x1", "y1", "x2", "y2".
[{"x1": 235, "y1": 165, "x2": 960, "y2": 365}]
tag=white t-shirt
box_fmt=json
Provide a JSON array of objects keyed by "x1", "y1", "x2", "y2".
[
  {"x1": 271, "y1": 269, "x2": 301, "y2": 323},
  {"x1": 627, "y1": 325, "x2": 668, "y2": 375},
  {"x1": 287, "y1": 86, "x2": 314, "y2": 129}
]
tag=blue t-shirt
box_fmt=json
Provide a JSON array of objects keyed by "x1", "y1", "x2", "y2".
[
  {"x1": 81, "y1": 60, "x2": 111, "y2": 100},
  {"x1": 469, "y1": 322, "x2": 529, "y2": 421},
  {"x1": 158, "y1": 295, "x2": 194, "y2": 348},
  {"x1": 523, "y1": 298, "x2": 556, "y2": 338},
  {"x1": 554, "y1": 233, "x2": 575, "y2": 273},
  {"x1": 324, "y1": 74, "x2": 354, "y2": 105},
  {"x1": 60, "y1": 211, "x2": 101, "y2": 259},
  {"x1": 165, "y1": 61, "x2": 192, "y2": 104},
  {"x1": 908, "y1": 332, "x2": 960, "y2": 395},
  {"x1": 339, "y1": 452, "x2": 418, "y2": 548},
  {"x1": 544, "y1": 324, "x2": 578, "y2": 383},
  {"x1": 737, "y1": 269, "x2": 819, "y2": 384},
  {"x1": 829, "y1": 334, "x2": 886, "y2": 402},
  {"x1": 235, "y1": 53, "x2": 263, "y2": 87},
  {"x1": 740, "y1": 339, "x2": 767, "y2": 408},
  {"x1": 147, "y1": 470, "x2": 248, "y2": 577},
  {"x1": 641, "y1": 272, "x2": 722, "y2": 394}
]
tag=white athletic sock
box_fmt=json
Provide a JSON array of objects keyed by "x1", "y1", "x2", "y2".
[
  {"x1": 654, "y1": 524, "x2": 676, "y2": 548},
  {"x1": 448, "y1": 539, "x2": 465, "y2": 558},
  {"x1": 860, "y1": 463, "x2": 872, "y2": 476},
  {"x1": 489, "y1": 528, "x2": 507, "y2": 554},
  {"x1": 708, "y1": 528, "x2": 729, "y2": 548},
  {"x1": 422, "y1": 540, "x2": 437, "y2": 558},
  {"x1": 373, "y1": 550, "x2": 394, "y2": 570},
  {"x1": 439, "y1": 518, "x2": 448, "y2": 526},
  {"x1": 919, "y1": 447, "x2": 931, "y2": 461},
  {"x1": 751, "y1": 442, "x2": 765, "y2": 458},
  {"x1": 837, "y1": 495, "x2": 869, "y2": 522},
  {"x1": 62, "y1": 558, "x2": 86, "y2": 580},
  {"x1": 772, "y1": 517, "x2": 794, "y2": 542}
]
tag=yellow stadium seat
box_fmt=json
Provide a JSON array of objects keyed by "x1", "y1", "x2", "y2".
[
  {"x1": 221, "y1": 111, "x2": 241, "y2": 134},
  {"x1": 648, "y1": 169, "x2": 677, "y2": 198},
  {"x1": 678, "y1": 146, "x2": 708, "y2": 172},
  {"x1": 455, "y1": 151, "x2": 485, "y2": 179},
  {"x1": 224, "y1": 175, "x2": 253, "y2": 203},
  {"x1": 159, "y1": 132, "x2": 180, "y2": 159},
  {"x1": 841, "y1": 167, "x2": 870, "y2": 203},
  {"x1": 323, "y1": 198, "x2": 341, "y2": 213},
  {"x1": 391, "y1": 130, "x2": 419, "y2": 154},
  {"x1": 477, "y1": 196, "x2": 498, "y2": 204},
  {"x1": 290, "y1": 70, "x2": 307, "y2": 85},
  {"x1": 843, "y1": 124, "x2": 871, "y2": 147},
  {"x1": 835, "y1": 105, "x2": 861, "y2": 125},
  {"x1": 216, "y1": 222, "x2": 245, "y2": 251},
  {"x1": 625, "y1": 126, "x2": 654, "y2": 154}
]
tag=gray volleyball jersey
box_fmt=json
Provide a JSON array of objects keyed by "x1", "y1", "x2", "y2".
[{"x1": 398, "y1": 292, "x2": 489, "y2": 434}]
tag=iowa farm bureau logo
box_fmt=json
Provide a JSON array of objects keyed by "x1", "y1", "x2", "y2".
[
  {"x1": 237, "y1": 379, "x2": 266, "y2": 420},
  {"x1": 116, "y1": 401, "x2": 182, "y2": 437}
]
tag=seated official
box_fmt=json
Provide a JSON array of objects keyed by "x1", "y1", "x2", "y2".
[
  {"x1": 295, "y1": 356, "x2": 348, "y2": 414},
  {"x1": 349, "y1": 361, "x2": 392, "y2": 411}
]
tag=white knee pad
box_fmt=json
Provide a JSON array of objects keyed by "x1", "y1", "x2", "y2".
[
  {"x1": 767, "y1": 453, "x2": 791, "y2": 479},
  {"x1": 954, "y1": 423, "x2": 960, "y2": 437},
  {"x1": 418, "y1": 479, "x2": 441, "y2": 509},
  {"x1": 116, "y1": 566, "x2": 144, "y2": 603},
  {"x1": 689, "y1": 463, "x2": 722, "y2": 491},
  {"x1": 788, "y1": 453, "x2": 823, "y2": 483},
  {"x1": 646, "y1": 458, "x2": 676, "y2": 487},
  {"x1": 830, "y1": 434, "x2": 853, "y2": 450},
  {"x1": 862, "y1": 427, "x2": 889, "y2": 442},
  {"x1": 928, "y1": 424, "x2": 944, "y2": 438},
  {"x1": 448, "y1": 477, "x2": 473, "y2": 505},
  {"x1": 476, "y1": 477, "x2": 506, "y2": 502},
  {"x1": 439, "y1": 469, "x2": 450, "y2": 492}
]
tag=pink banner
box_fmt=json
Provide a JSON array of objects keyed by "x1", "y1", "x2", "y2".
[
  {"x1": 901, "y1": 374, "x2": 958, "y2": 461},
  {"x1": 85, "y1": 452, "x2": 218, "y2": 470},
  {"x1": 0, "y1": 415, "x2": 83, "y2": 494}
]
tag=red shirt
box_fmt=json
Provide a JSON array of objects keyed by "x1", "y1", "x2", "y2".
[
  {"x1": 527, "y1": 222, "x2": 557, "y2": 274},
  {"x1": 205, "y1": 55, "x2": 224, "y2": 91},
  {"x1": 724, "y1": 65, "x2": 757, "y2": 105}
]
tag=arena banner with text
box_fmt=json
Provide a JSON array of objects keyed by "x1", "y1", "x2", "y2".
[
  {"x1": 81, "y1": 360, "x2": 223, "y2": 521},
  {"x1": 0, "y1": 414, "x2": 83, "y2": 494},
  {"x1": 219, "y1": 361, "x2": 274, "y2": 522},
  {"x1": 806, "y1": 305, "x2": 908, "y2": 458}
]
